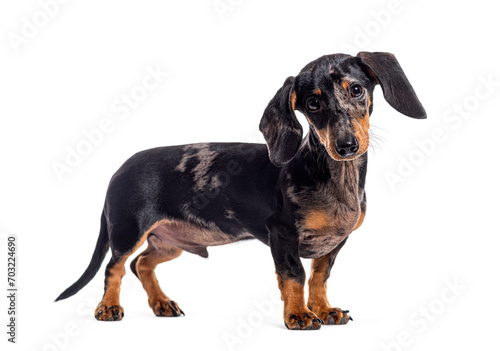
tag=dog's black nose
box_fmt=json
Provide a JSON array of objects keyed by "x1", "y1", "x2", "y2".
[{"x1": 335, "y1": 135, "x2": 359, "y2": 158}]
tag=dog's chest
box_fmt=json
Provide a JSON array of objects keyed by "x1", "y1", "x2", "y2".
[
  {"x1": 288, "y1": 164, "x2": 362, "y2": 259},
  {"x1": 297, "y1": 203, "x2": 360, "y2": 258}
]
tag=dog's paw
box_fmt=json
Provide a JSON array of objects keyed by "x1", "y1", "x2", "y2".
[
  {"x1": 94, "y1": 304, "x2": 124, "y2": 321},
  {"x1": 311, "y1": 307, "x2": 352, "y2": 325},
  {"x1": 284, "y1": 308, "x2": 323, "y2": 330},
  {"x1": 150, "y1": 299, "x2": 184, "y2": 317}
]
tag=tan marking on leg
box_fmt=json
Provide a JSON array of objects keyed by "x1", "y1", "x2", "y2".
[
  {"x1": 100, "y1": 263, "x2": 125, "y2": 306},
  {"x1": 103, "y1": 234, "x2": 148, "y2": 300},
  {"x1": 307, "y1": 256, "x2": 331, "y2": 312},
  {"x1": 95, "y1": 256, "x2": 130, "y2": 320},
  {"x1": 95, "y1": 225, "x2": 156, "y2": 320},
  {"x1": 278, "y1": 275, "x2": 306, "y2": 313},
  {"x1": 307, "y1": 255, "x2": 352, "y2": 325},
  {"x1": 135, "y1": 241, "x2": 183, "y2": 316},
  {"x1": 277, "y1": 274, "x2": 322, "y2": 330}
]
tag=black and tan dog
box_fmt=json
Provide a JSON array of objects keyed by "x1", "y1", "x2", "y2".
[{"x1": 56, "y1": 52, "x2": 426, "y2": 330}]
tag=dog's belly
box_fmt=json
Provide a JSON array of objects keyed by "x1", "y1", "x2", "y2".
[{"x1": 148, "y1": 219, "x2": 253, "y2": 258}]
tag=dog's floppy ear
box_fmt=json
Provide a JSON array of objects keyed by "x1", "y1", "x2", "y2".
[
  {"x1": 357, "y1": 52, "x2": 426, "y2": 119},
  {"x1": 259, "y1": 76, "x2": 303, "y2": 167}
]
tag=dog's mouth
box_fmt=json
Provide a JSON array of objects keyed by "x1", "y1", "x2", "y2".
[
  {"x1": 324, "y1": 138, "x2": 369, "y2": 161},
  {"x1": 313, "y1": 115, "x2": 370, "y2": 161},
  {"x1": 316, "y1": 131, "x2": 369, "y2": 161}
]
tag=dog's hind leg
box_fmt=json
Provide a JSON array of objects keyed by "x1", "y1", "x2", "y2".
[
  {"x1": 130, "y1": 235, "x2": 184, "y2": 317},
  {"x1": 94, "y1": 221, "x2": 148, "y2": 321}
]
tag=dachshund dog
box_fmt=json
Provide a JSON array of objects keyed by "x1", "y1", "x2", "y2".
[{"x1": 56, "y1": 52, "x2": 426, "y2": 330}]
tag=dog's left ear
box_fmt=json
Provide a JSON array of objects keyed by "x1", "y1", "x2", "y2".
[
  {"x1": 259, "y1": 76, "x2": 303, "y2": 167},
  {"x1": 357, "y1": 52, "x2": 426, "y2": 119}
]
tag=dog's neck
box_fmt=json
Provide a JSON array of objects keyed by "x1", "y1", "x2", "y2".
[{"x1": 301, "y1": 131, "x2": 361, "y2": 192}]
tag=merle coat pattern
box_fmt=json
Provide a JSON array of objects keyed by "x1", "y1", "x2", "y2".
[{"x1": 56, "y1": 52, "x2": 426, "y2": 330}]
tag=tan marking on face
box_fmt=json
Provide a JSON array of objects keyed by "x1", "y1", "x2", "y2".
[
  {"x1": 315, "y1": 127, "x2": 327, "y2": 144},
  {"x1": 325, "y1": 147, "x2": 346, "y2": 161},
  {"x1": 313, "y1": 127, "x2": 344, "y2": 161},
  {"x1": 314, "y1": 88, "x2": 322, "y2": 96},
  {"x1": 367, "y1": 95, "x2": 371, "y2": 109},
  {"x1": 304, "y1": 209, "x2": 331, "y2": 231},
  {"x1": 290, "y1": 90, "x2": 297, "y2": 110},
  {"x1": 313, "y1": 126, "x2": 347, "y2": 162},
  {"x1": 318, "y1": 133, "x2": 360, "y2": 162},
  {"x1": 305, "y1": 115, "x2": 327, "y2": 144},
  {"x1": 309, "y1": 80, "x2": 370, "y2": 161},
  {"x1": 351, "y1": 113, "x2": 370, "y2": 156}
]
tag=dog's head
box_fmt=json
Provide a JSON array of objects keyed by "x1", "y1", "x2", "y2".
[{"x1": 259, "y1": 52, "x2": 426, "y2": 166}]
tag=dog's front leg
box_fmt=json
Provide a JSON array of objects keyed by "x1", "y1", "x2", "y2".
[
  {"x1": 267, "y1": 214, "x2": 324, "y2": 330},
  {"x1": 307, "y1": 238, "x2": 352, "y2": 325}
]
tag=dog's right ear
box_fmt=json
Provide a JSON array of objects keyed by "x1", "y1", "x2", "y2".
[{"x1": 259, "y1": 76, "x2": 303, "y2": 167}]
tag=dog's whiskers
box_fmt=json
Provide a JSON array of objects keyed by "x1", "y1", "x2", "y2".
[{"x1": 368, "y1": 125, "x2": 388, "y2": 155}]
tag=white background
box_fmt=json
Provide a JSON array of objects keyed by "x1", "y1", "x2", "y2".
[{"x1": 1, "y1": 1, "x2": 499, "y2": 350}]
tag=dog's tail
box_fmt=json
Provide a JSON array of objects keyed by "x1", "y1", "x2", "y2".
[{"x1": 55, "y1": 211, "x2": 110, "y2": 301}]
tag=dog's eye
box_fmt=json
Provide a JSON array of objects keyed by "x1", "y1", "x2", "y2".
[
  {"x1": 306, "y1": 97, "x2": 320, "y2": 112},
  {"x1": 350, "y1": 84, "x2": 363, "y2": 98}
]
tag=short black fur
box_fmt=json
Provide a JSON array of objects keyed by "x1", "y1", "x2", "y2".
[{"x1": 56, "y1": 52, "x2": 426, "y2": 329}]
